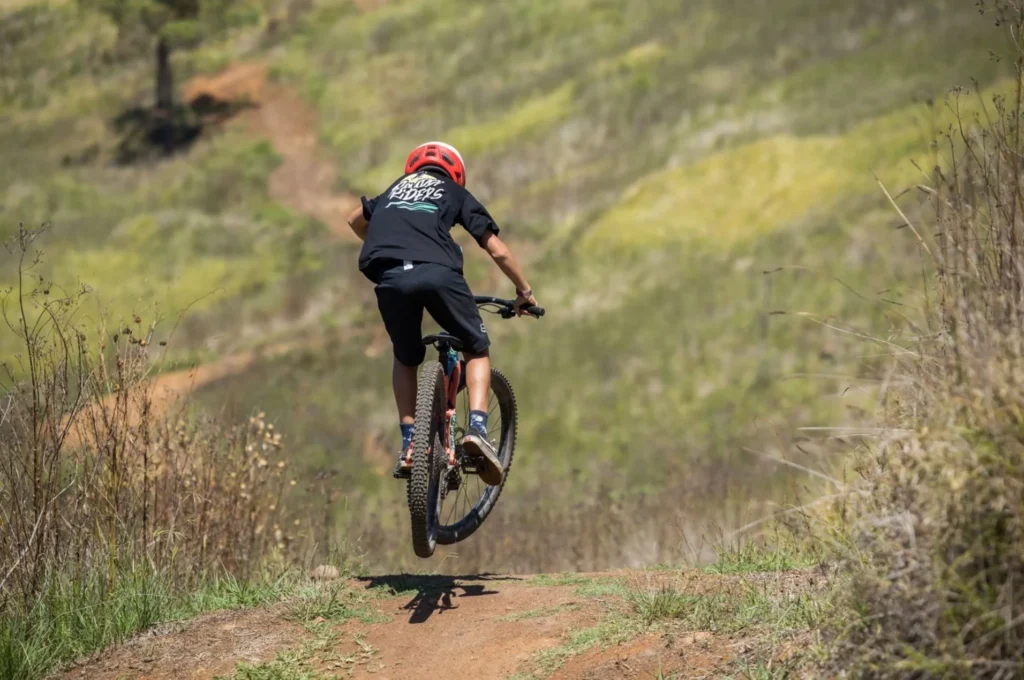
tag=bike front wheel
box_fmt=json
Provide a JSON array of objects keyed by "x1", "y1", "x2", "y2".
[{"x1": 435, "y1": 367, "x2": 518, "y2": 545}]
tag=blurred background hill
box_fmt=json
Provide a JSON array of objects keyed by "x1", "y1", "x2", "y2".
[{"x1": 0, "y1": 0, "x2": 1011, "y2": 573}]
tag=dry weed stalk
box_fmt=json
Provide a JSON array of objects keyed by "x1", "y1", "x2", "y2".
[
  {"x1": 0, "y1": 223, "x2": 292, "y2": 616},
  {"x1": 829, "y1": 3, "x2": 1024, "y2": 676}
]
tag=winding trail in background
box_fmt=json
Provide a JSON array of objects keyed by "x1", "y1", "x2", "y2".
[{"x1": 139, "y1": 62, "x2": 362, "y2": 411}]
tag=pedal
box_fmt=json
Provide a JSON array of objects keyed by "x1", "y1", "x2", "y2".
[{"x1": 392, "y1": 462, "x2": 412, "y2": 480}]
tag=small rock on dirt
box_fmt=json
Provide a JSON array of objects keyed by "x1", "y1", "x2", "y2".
[{"x1": 311, "y1": 565, "x2": 340, "y2": 581}]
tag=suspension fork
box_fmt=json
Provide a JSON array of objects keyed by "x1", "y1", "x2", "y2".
[{"x1": 441, "y1": 347, "x2": 463, "y2": 466}]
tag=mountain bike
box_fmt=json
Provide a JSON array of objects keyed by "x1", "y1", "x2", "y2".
[{"x1": 406, "y1": 295, "x2": 544, "y2": 558}]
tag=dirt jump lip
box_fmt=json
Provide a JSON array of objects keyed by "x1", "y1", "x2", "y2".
[
  {"x1": 54, "y1": 567, "x2": 826, "y2": 679},
  {"x1": 357, "y1": 573, "x2": 517, "y2": 624}
]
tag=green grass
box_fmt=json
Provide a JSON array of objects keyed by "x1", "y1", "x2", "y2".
[
  {"x1": 722, "y1": 657, "x2": 796, "y2": 680},
  {"x1": 614, "y1": 568, "x2": 833, "y2": 677},
  {"x1": 705, "y1": 544, "x2": 818, "y2": 576},
  {"x1": 624, "y1": 582, "x2": 694, "y2": 626},
  {"x1": 573, "y1": 580, "x2": 628, "y2": 598},
  {"x1": 526, "y1": 574, "x2": 625, "y2": 598},
  {"x1": 630, "y1": 570, "x2": 834, "y2": 633},
  {"x1": 288, "y1": 583, "x2": 389, "y2": 625},
  {"x1": 276, "y1": 0, "x2": 1007, "y2": 229},
  {"x1": 0, "y1": 128, "x2": 335, "y2": 362},
  {"x1": 580, "y1": 79, "x2": 1014, "y2": 253},
  {"x1": 681, "y1": 586, "x2": 832, "y2": 635},
  {"x1": 0, "y1": 1, "x2": 341, "y2": 363},
  {"x1": 498, "y1": 603, "x2": 581, "y2": 622},
  {"x1": 0, "y1": 563, "x2": 369, "y2": 680},
  {"x1": 527, "y1": 574, "x2": 593, "y2": 588},
  {"x1": 528, "y1": 616, "x2": 642, "y2": 677}
]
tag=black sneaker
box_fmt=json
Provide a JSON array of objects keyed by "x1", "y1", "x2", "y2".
[
  {"x1": 392, "y1": 447, "x2": 412, "y2": 479},
  {"x1": 461, "y1": 428, "x2": 504, "y2": 486}
]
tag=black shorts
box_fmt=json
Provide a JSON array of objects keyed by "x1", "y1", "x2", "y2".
[{"x1": 373, "y1": 261, "x2": 490, "y2": 366}]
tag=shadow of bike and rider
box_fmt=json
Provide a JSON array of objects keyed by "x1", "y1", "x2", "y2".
[{"x1": 358, "y1": 573, "x2": 519, "y2": 624}]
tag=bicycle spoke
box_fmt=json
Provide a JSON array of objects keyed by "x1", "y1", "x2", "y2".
[
  {"x1": 438, "y1": 375, "x2": 507, "y2": 530},
  {"x1": 445, "y1": 491, "x2": 457, "y2": 524}
]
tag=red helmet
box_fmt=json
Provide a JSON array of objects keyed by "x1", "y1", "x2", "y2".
[{"x1": 404, "y1": 141, "x2": 467, "y2": 187}]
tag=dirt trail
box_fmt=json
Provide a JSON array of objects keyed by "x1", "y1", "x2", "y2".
[
  {"x1": 125, "y1": 63, "x2": 362, "y2": 411},
  {"x1": 242, "y1": 66, "x2": 360, "y2": 238},
  {"x1": 58, "y1": 570, "x2": 763, "y2": 680},
  {"x1": 185, "y1": 61, "x2": 360, "y2": 239}
]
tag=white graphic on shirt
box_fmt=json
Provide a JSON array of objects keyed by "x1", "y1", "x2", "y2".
[{"x1": 385, "y1": 173, "x2": 445, "y2": 213}]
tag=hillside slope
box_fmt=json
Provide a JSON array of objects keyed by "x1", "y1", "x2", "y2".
[{"x1": 1, "y1": 0, "x2": 1013, "y2": 573}]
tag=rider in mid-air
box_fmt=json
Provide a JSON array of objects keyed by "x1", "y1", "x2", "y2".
[{"x1": 346, "y1": 142, "x2": 539, "y2": 487}]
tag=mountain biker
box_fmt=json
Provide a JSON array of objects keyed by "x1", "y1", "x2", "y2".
[{"x1": 346, "y1": 142, "x2": 539, "y2": 487}]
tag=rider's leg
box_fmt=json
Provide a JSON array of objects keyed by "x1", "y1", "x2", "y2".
[
  {"x1": 394, "y1": 359, "x2": 417, "y2": 468},
  {"x1": 464, "y1": 350, "x2": 491, "y2": 414},
  {"x1": 462, "y1": 349, "x2": 503, "y2": 485},
  {"x1": 373, "y1": 266, "x2": 425, "y2": 473},
  {"x1": 393, "y1": 356, "x2": 418, "y2": 428}
]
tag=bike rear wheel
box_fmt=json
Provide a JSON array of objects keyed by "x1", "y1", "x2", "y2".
[
  {"x1": 436, "y1": 367, "x2": 517, "y2": 545},
  {"x1": 407, "y1": 361, "x2": 445, "y2": 558}
]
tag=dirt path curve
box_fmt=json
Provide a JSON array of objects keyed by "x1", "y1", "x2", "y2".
[
  {"x1": 185, "y1": 61, "x2": 361, "y2": 239},
  {"x1": 126, "y1": 63, "x2": 363, "y2": 410},
  {"x1": 244, "y1": 68, "x2": 361, "y2": 239},
  {"x1": 58, "y1": 571, "x2": 748, "y2": 680}
]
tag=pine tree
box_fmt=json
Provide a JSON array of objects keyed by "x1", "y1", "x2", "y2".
[{"x1": 79, "y1": 0, "x2": 247, "y2": 115}]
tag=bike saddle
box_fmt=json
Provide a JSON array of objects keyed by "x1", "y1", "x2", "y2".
[{"x1": 421, "y1": 333, "x2": 464, "y2": 351}]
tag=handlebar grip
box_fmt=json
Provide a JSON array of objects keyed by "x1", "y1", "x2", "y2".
[{"x1": 525, "y1": 306, "x2": 545, "y2": 317}]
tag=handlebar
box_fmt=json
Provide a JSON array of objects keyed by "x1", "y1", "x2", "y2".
[{"x1": 474, "y1": 296, "x2": 545, "y2": 319}]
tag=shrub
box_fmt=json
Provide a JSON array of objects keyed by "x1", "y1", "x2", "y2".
[
  {"x1": 828, "y1": 3, "x2": 1024, "y2": 676},
  {"x1": 0, "y1": 224, "x2": 294, "y2": 678}
]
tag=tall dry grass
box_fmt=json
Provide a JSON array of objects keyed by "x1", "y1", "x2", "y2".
[
  {"x1": 826, "y1": 2, "x2": 1024, "y2": 676},
  {"x1": 0, "y1": 223, "x2": 295, "y2": 677}
]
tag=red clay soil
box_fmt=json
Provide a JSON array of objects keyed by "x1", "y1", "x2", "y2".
[
  {"x1": 338, "y1": 577, "x2": 599, "y2": 679},
  {"x1": 549, "y1": 632, "x2": 729, "y2": 680},
  {"x1": 53, "y1": 569, "x2": 797, "y2": 680},
  {"x1": 56, "y1": 577, "x2": 595, "y2": 680},
  {"x1": 59, "y1": 606, "x2": 304, "y2": 680}
]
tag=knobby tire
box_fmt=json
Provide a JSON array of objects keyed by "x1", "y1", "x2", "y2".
[{"x1": 408, "y1": 361, "x2": 445, "y2": 558}]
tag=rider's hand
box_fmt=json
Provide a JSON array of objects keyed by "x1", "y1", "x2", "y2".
[{"x1": 514, "y1": 289, "x2": 539, "y2": 317}]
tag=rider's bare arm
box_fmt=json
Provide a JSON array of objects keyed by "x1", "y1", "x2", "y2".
[
  {"x1": 347, "y1": 205, "x2": 369, "y2": 241},
  {"x1": 481, "y1": 230, "x2": 539, "y2": 313}
]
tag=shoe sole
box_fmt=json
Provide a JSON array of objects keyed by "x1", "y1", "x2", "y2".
[{"x1": 461, "y1": 436, "x2": 504, "y2": 486}]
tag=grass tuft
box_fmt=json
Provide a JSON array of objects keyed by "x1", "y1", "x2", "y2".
[
  {"x1": 624, "y1": 580, "x2": 693, "y2": 626},
  {"x1": 705, "y1": 543, "x2": 817, "y2": 575}
]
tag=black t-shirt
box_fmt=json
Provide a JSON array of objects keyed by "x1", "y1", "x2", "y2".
[{"x1": 357, "y1": 167, "x2": 500, "y2": 282}]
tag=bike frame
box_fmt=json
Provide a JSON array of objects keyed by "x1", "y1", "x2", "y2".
[{"x1": 422, "y1": 296, "x2": 542, "y2": 470}]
